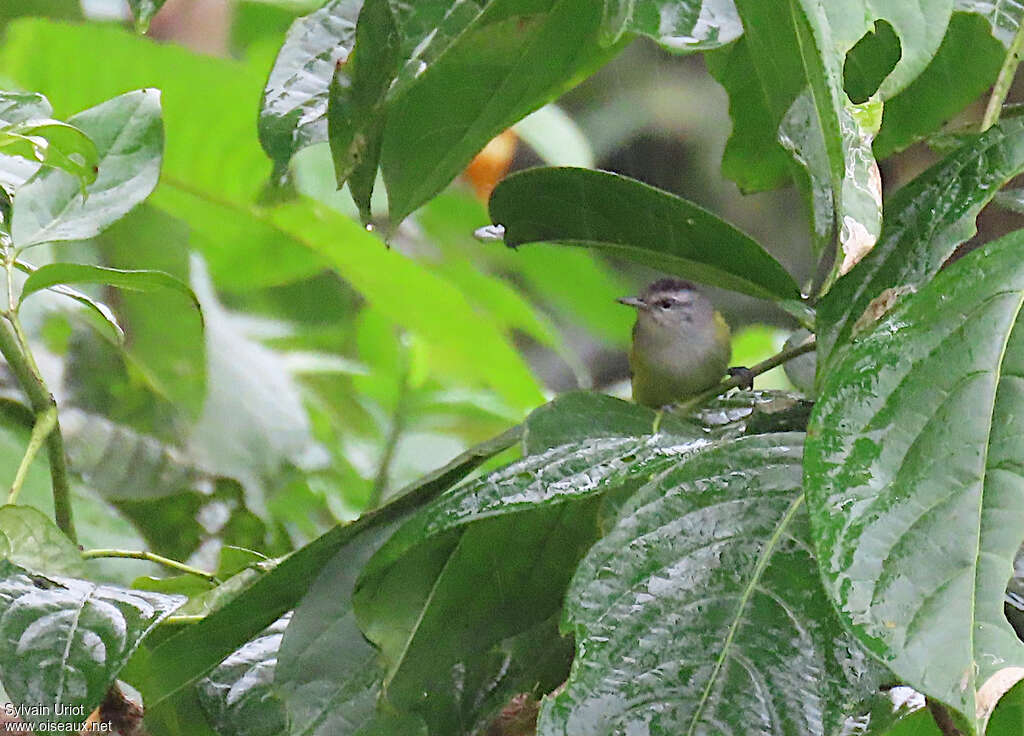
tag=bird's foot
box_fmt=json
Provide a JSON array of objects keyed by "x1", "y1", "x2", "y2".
[{"x1": 727, "y1": 366, "x2": 755, "y2": 390}]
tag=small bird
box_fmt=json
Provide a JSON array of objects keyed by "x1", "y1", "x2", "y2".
[{"x1": 618, "y1": 278, "x2": 731, "y2": 407}]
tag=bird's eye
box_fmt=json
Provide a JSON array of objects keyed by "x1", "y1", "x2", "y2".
[{"x1": 657, "y1": 299, "x2": 673, "y2": 310}]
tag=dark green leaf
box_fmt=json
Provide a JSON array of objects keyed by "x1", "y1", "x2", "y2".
[
  {"x1": 328, "y1": 0, "x2": 399, "y2": 221},
  {"x1": 489, "y1": 167, "x2": 800, "y2": 300},
  {"x1": 0, "y1": 559, "x2": 184, "y2": 731},
  {"x1": 540, "y1": 434, "x2": 880, "y2": 736},
  {"x1": 956, "y1": 0, "x2": 1024, "y2": 47},
  {"x1": 521, "y1": 391, "x2": 704, "y2": 454},
  {"x1": 11, "y1": 89, "x2": 162, "y2": 248},
  {"x1": 0, "y1": 504, "x2": 84, "y2": 576},
  {"x1": 816, "y1": 115, "x2": 1024, "y2": 375},
  {"x1": 124, "y1": 426, "x2": 520, "y2": 706},
  {"x1": 275, "y1": 521, "x2": 405, "y2": 736},
  {"x1": 380, "y1": 0, "x2": 624, "y2": 224},
  {"x1": 19, "y1": 262, "x2": 200, "y2": 319},
  {"x1": 601, "y1": 0, "x2": 742, "y2": 50},
  {"x1": 843, "y1": 19, "x2": 902, "y2": 104},
  {"x1": 805, "y1": 231, "x2": 1024, "y2": 730},
  {"x1": 259, "y1": 0, "x2": 360, "y2": 171},
  {"x1": 196, "y1": 615, "x2": 289, "y2": 736},
  {"x1": 874, "y1": 13, "x2": 1005, "y2": 159}
]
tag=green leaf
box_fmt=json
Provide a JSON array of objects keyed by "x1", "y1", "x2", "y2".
[
  {"x1": 125, "y1": 426, "x2": 520, "y2": 706},
  {"x1": 11, "y1": 88, "x2": 163, "y2": 249},
  {"x1": 127, "y1": 0, "x2": 168, "y2": 32},
  {"x1": 874, "y1": 13, "x2": 1005, "y2": 159},
  {"x1": 19, "y1": 262, "x2": 201, "y2": 318},
  {"x1": 489, "y1": 167, "x2": 800, "y2": 300},
  {"x1": 0, "y1": 504, "x2": 84, "y2": 576},
  {"x1": 274, "y1": 520, "x2": 406, "y2": 736},
  {"x1": 816, "y1": 115, "x2": 1024, "y2": 375},
  {"x1": 195, "y1": 615, "x2": 289, "y2": 736},
  {"x1": 0, "y1": 118, "x2": 98, "y2": 186},
  {"x1": 0, "y1": 559, "x2": 184, "y2": 732},
  {"x1": 259, "y1": 0, "x2": 360, "y2": 171},
  {"x1": 0, "y1": 90, "x2": 53, "y2": 125},
  {"x1": 14, "y1": 266, "x2": 125, "y2": 341},
  {"x1": 804, "y1": 230, "x2": 1024, "y2": 730},
  {"x1": 352, "y1": 433, "x2": 702, "y2": 731},
  {"x1": 378, "y1": 0, "x2": 624, "y2": 224},
  {"x1": 539, "y1": 434, "x2": 880, "y2": 736},
  {"x1": 601, "y1": 0, "x2": 742, "y2": 50},
  {"x1": 956, "y1": 0, "x2": 1024, "y2": 47},
  {"x1": 522, "y1": 391, "x2": 702, "y2": 454},
  {"x1": 328, "y1": 0, "x2": 399, "y2": 220}
]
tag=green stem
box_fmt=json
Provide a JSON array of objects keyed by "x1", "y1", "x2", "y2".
[
  {"x1": 8, "y1": 406, "x2": 56, "y2": 505},
  {"x1": 672, "y1": 336, "x2": 817, "y2": 414},
  {"x1": 982, "y1": 20, "x2": 1024, "y2": 130},
  {"x1": 0, "y1": 314, "x2": 76, "y2": 542},
  {"x1": 81, "y1": 548, "x2": 219, "y2": 583}
]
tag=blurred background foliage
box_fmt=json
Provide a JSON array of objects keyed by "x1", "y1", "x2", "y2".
[{"x1": 0, "y1": 0, "x2": 1007, "y2": 577}]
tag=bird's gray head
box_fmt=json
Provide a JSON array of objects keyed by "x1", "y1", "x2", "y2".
[{"x1": 617, "y1": 278, "x2": 714, "y2": 331}]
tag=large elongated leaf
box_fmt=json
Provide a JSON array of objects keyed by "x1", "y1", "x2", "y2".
[
  {"x1": 805, "y1": 230, "x2": 1024, "y2": 730},
  {"x1": 378, "y1": 0, "x2": 624, "y2": 224},
  {"x1": 19, "y1": 262, "x2": 200, "y2": 315},
  {"x1": 816, "y1": 115, "x2": 1024, "y2": 376},
  {"x1": 352, "y1": 432, "x2": 708, "y2": 732},
  {"x1": 488, "y1": 167, "x2": 800, "y2": 300},
  {"x1": 11, "y1": 88, "x2": 162, "y2": 248},
  {"x1": 0, "y1": 560, "x2": 184, "y2": 732},
  {"x1": 124, "y1": 426, "x2": 520, "y2": 706},
  {"x1": 539, "y1": 434, "x2": 879, "y2": 736}
]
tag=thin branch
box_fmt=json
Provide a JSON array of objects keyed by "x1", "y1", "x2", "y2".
[
  {"x1": 8, "y1": 406, "x2": 56, "y2": 505},
  {"x1": 369, "y1": 351, "x2": 412, "y2": 509},
  {"x1": 671, "y1": 336, "x2": 817, "y2": 414},
  {"x1": 926, "y1": 698, "x2": 964, "y2": 736},
  {"x1": 81, "y1": 548, "x2": 219, "y2": 583},
  {"x1": 982, "y1": 20, "x2": 1024, "y2": 130}
]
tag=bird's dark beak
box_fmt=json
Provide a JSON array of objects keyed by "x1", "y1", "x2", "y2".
[{"x1": 616, "y1": 296, "x2": 647, "y2": 309}]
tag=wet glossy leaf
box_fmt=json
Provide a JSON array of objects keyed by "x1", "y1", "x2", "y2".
[
  {"x1": 353, "y1": 435, "x2": 700, "y2": 732},
  {"x1": 956, "y1": 0, "x2": 1024, "y2": 47},
  {"x1": 816, "y1": 115, "x2": 1024, "y2": 375},
  {"x1": 540, "y1": 434, "x2": 879, "y2": 736},
  {"x1": 259, "y1": 0, "x2": 360, "y2": 171},
  {"x1": 0, "y1": 505, "x2": 84, "y2": 576},
  {"x1": 0, "y1": 559, "x2": 184, "y2": 731},
  {"x1": 489, "y1": 167, "x2": 800, "y2": 300},
  {"x1": 805, "y1": 231, "x2": 1024, "y2": 730},
  {"x1": 600, "y1": 0, "x2": 742, "y2": 50},
  {"x1": 196, "y1": 615, "x2": 289, "y2": 736},
  {"x1": 522, "y1": 391, "x2": 703, "y2": 454},
  {"x1": 380, "y1": 0, "x2": 624, "y2": 224},
  {"x1": 11, "y1": 89, "x2": 162, "y2": 249},
  {"x1": 128, "y1": 427, "x2": 519, "y2": 706},
  {"x1": 19, "y1": 262, "x2": 200, "y2": 318}
]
